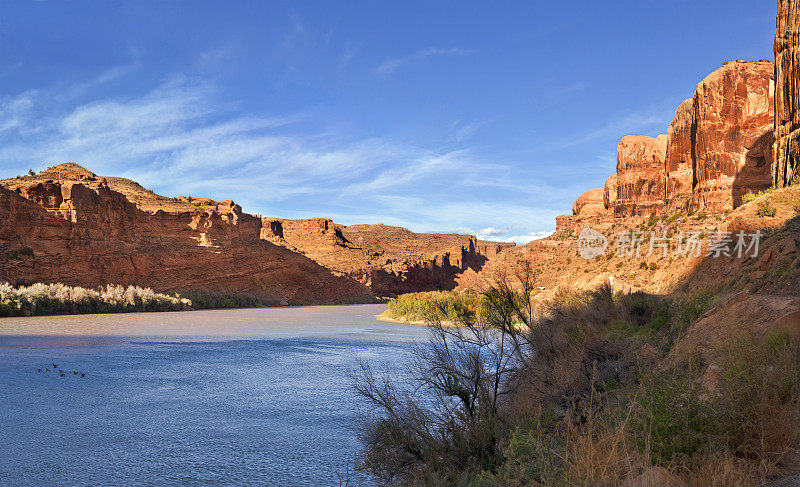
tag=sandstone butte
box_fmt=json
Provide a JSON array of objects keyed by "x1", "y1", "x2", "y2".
[{"x1": 0, "y1": 163, "x2": 512, "y2": 304}]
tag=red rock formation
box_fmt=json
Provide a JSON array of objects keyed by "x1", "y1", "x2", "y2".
[
  {"x1": 603, "y1": 174, "x2": 618, "y2": 210},
  {"x1": 267, "y1": 219, "x2": 514, "y2": 296},
  {"x1": 572, "y1": 188, "x2": 605, "y2": 217},
  {"x1": 665, "y1": 98, "x2": 695, "y2": 209},
  {"x1": 0, "y1": 163, "x2": 509, "y2": 300},
  {"x1": 0, "y1": 172, "x2": 377, "y2": 305},
  {"x1": 615, "y1": 135, "x2": 667, "y2": 216},
  {"x1": 555, "y1": 215, "x2": 577, "y2": 233},
  {"x1": 693, "y1": 61, "x2": 774, "y2": 209},
  {"x1": 775, "y1": 0, "x2": 800, "y2": 187}
]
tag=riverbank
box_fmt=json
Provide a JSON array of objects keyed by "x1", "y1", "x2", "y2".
[
  {"x1": 0, "y1": 282, "x2": 192, "y2": 317},
  {"x1": 0, "y1": 282, "x2": 388, "y2": 318}
]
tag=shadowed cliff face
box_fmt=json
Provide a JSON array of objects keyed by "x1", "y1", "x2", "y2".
[
  {"x1": 775, "y1": 0, "x2": 800, "y2": 187},
  {"x1": 261, "y1": 219, "x2": 514, "y2": 297},
  {"x1": 0, "y1": 163, "x2": 508, "y2": 301}
]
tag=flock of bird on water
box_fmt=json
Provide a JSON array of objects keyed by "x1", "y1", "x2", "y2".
[{"x1": 37, "y1": 363, "x2": 85, "y2": 378}]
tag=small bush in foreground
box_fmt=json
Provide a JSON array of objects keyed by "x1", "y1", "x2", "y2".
[{"x1": 757, "y1": 200, "x2": 778, "y2": 218}]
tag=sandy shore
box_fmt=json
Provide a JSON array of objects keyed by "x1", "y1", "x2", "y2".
[{"x1": 377, "y1": 310, "x2": 461, "y2": 327}]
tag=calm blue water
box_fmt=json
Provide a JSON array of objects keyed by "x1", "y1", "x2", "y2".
[{"x1": 0, "y1": 304, "x2": 427, "y2": 486}]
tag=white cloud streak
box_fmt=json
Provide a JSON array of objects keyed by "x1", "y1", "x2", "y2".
[
  {"x1": 375, "y1": 47, "x2": 471, "y2": 76},
  {"x1": 0, "y1": 75, "x2": 568, "y2": 240}
]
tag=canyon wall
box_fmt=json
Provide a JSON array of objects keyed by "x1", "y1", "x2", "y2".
[
  {"x1": 572, "y1": 188, "x2": 605, "y2": 217},
  {"x1": 560, "y1": 61, "x2": 775, "y2": 230},
  {"x1": 0, "y1": 163, "x2": 508, "y2": 301},
  {"x1": 665, "y1": 98, "x2": 695, "y2": 209},
  {"x1": 692, "y1": 61, "x2": 774, "y2": 209},
  {"x1": 0, "y1": 168, "x2": 375, "y2": 305},
  {"x1": 775, "y1": 0, "x2": 800, "y2": 187},
  {"x1": 263, "y1": 217, "x2": 513, "y2": 296}
]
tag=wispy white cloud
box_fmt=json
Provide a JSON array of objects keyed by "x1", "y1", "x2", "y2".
[
  {"x1": 0, "y1": 74, "x2": 570, "y2": 240},
  {"x1": 375, "y1": 47, "x2": 471, "y2": 76},
  {"x1": 0, "y1": 91, "x2": 36, "y2": 134},
  {"x1": 478, "y1": 226, "x2": 512, "y2": 237},
  {"x1": 485, "y1": 231, "x2": 554, "y2": 245}
]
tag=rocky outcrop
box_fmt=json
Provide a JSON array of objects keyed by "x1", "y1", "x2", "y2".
[
  {"x1": 572, "y1": 188, "x2": 606, "y2": 217},
  {"x1": 693, "y1": 61, "x2": 774, "y2": 209},
  {"x1": 614, "y1": 135, "x2": 668, "y2": 216},
  {"x1": 665, "y1": 98, "x2": 695, "y2": 209},
  {"x1": 0, "y1": 163, "x2": 508, "y2": 303},
  {"x1": 775, "y1": 0, "x2": 800, "y2": 187}
]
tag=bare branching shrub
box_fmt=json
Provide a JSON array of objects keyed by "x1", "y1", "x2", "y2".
[{"x1": 355, "y1": 264, "x2": 537, "y2": 484}]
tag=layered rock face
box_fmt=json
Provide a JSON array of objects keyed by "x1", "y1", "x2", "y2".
[
  {"x1": 603, "y1": 174, "x2": 618, "y2": 210},
  {"x1": 0, "y1": 163, "x2": 507, "y2": 302},
  {"x1": 775, "y1": 0, "x2": 800, "y2": 187},
  {"x1": 266, "y1": 219, "x2": 513, "y2": 296},
  {"x1": 614, "y1": 135, "x2": 668, "y2": 216},
  {"x1": 562, "y1": 61, "x2": 775, "y2": 224},
  {"x1": 665, "y1": 98, "x2": 695, "y2": 209},
  {"x1": 0, "y1": 168, "x2": 375, "y2": 305},
  {"x1": 692, "y1": 61, "x2": 775, "y2": 209}
]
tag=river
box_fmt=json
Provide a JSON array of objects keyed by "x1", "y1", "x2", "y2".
[{"x1": 0, "y1": 304, "x2": 427, "y2": 486}]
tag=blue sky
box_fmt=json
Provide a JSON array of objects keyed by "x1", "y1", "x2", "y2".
[{"x1": 0, "y1": 1, "x2": 775, "y2": 243}]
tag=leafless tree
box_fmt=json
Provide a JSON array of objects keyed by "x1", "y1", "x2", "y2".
[{"x1": 354, "y1": 263, "x2": 538, "y2": 485}]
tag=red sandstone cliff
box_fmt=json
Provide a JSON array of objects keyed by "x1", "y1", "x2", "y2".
[
  {"x1": 0, "y1": 163, "x2": 508, "y2": 301},
  {"x1": 614, "y1": 135, "x2": 668, "y2": 216},
  {"x1": 560, "y1": 61, "x2": 775, "y2": 228},
  {"x1": 572, "y1": 188, "x2": 606, "y2": 217},
  {"x1": 693, "y1": 61, "x2": 774, "y2": 209},
  {"x1": 0, "y1": 165, "x2": 375, "y2": 305},
  {"x1": 665, "y1": 98, "x2": 695, "y2": 209},
  {"x1": 775, "y1": 0, "x2": 800, "y2": 187}
]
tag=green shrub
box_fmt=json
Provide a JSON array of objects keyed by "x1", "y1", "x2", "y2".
[
  {"x1": 634, "y1": 367, "x2": 717, "y2": 466},
  {"x1": 741, "y1": 191, "x2": 758, "y2": 205},
  {"x1": 757, "y1": 200, "x2": 777, "y2": 218},
  {"x1": 384, "y1": 290, "x2": 479, "y2": 322},
  {"x1": 671, "y1": 290, "x2": 717, "y2": 332},
  {"x1": 178, "y1": 289, "x2": 277, "y2": 309}
]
